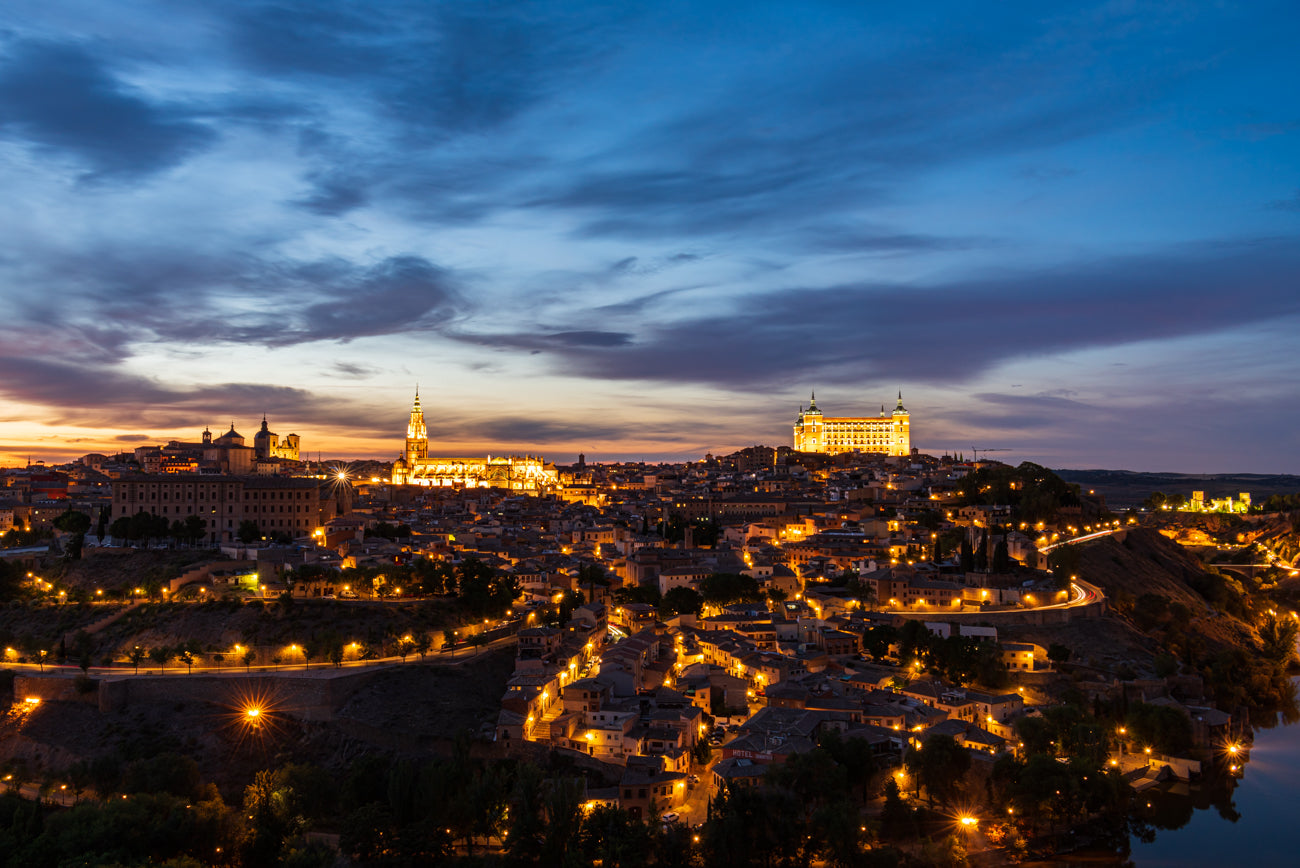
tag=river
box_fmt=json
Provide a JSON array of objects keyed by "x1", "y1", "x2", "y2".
[{"x1": 1130, "y1": 705, "x2": 1300, "y2": 866}]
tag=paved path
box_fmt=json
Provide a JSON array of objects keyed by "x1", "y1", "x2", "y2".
[{"x1": 4, "y1": 633, "x2": 518, "y2": 679}]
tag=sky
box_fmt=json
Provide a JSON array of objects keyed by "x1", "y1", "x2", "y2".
[{"x1": 0, "y1": 1, "x2": 1297, "y2": 472}]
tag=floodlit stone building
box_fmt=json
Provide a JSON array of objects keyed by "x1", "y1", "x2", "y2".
[
  {"x1": 390, "y1": 391, "x2": 558, "y2": 493},
  {"x1": 793, "y1": 393, "x2": 911, "y2": 456}
]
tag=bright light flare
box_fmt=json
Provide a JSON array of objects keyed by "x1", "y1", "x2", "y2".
[{"x1": 224, "y1": 685, "x2": 282, "y2": 750}]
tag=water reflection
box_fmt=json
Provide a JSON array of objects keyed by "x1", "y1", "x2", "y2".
[{"x1": 1126, "y1": 690, "x2": 1300, "y2": 867}]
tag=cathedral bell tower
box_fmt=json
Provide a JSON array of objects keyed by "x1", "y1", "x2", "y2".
[{"x1": 405, "y1": 390, "x2": 428, "y2": 463}]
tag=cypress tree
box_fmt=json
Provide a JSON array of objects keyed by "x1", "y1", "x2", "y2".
[
  {"x1": 960, "y1": 537, "x2": 974, "y2": 573},
  {"x1": 993, "y1": 536, "x2": 1010, "y2": 572}
]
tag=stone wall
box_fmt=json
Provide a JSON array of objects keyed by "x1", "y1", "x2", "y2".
[
  {"x1": 97, "y1": 670, "x2": 380, "y2": 719},
  {"x1": 13, "y1": 675, "x2": 99, "y2": 706},
  {"x1": 893, "y1": 581, "x2": 1107, "y2": 627}
]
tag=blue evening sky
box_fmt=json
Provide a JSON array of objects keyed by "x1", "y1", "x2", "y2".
[{"x1": 0, "y1": 1, "x2": 1296, "y2": 471}]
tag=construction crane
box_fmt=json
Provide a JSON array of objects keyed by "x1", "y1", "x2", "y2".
[{"x1": 971, "y1": 448, "x2": 1011, "y2": 463}]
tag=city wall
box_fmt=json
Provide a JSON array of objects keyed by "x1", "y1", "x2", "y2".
[
  {"x1": 14, "y1": 669, "x2": 382, "y2": 722},
  {"x1": 892, "y1": 583, "x2": 1107, "y2": 627}
]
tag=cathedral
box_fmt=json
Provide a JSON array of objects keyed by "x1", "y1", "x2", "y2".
[
  {"x1": 253, "y1": 416, "x2": 300, "y2": 461},
  {"x1": 390, "y1": 391, "x2": 558, "y2": 492},
  {"x1": 793, "y1": 392, "x2": 911, "y2": 456}
]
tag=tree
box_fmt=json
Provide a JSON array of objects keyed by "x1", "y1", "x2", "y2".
[
  {"x1": 863, "y1": 624, "x2": 899, "y2": 660},
  {"x1": 127, "y1": 645, "x2": 146, "y2": 674},
  {"x1": 109, "y1": 515, "x2": 132, "y2": 542},
  {"x1": 906, "y1": 733, "x2": 970, "y2": 807},
  {"x1": 1047, "y1": 643, "x2": 1072, "y2": 666},
  {"x1": 698, "y1": 572, "x2": 763, "y2": 606},
  {"x1": 242, "y1": 647, "x2": 256, "y2": 672},
  {"x1": 1047, "y1": 545, "x2": 1081, "y2": 590},
  {"x1": 993, "y1": 535, "x2": 1011, "y2": 572},
  {"x1": 237, "y1": 520, "x2": 261, "y2": 544},
  {"x1": 1127, "y1": 702, "x2": 1192, "y2": 756},
  {"x1": 242, "y1": 768, "x2": 304, "y2": 865},
  {"x1": 959, "y1": 536, "x2": 974, "y2": 573},
  {"x1": 456, "y1": 558, "x2": 521, "y2": 618},
  {"x1": 1259, "y1": 611, "x2": 1299, "y2": 664},
  {"x1": 819, "y1": 729, "x2": 877, "y2": 803},
  {"x1": 659, "y1": 586, "x2": 705, "y2": 618},
  {"x1": 300, "y1": 639, "x2": 320, "y2": 670},
  {"x1": 54, "y1": 509, "x2": 92, "y2": 535},
  {"x1": 148, "y1": 645, "x2": 173, "y2": 673},
  {"x1": 177, "y1": 647, "x2": 196, "y2": 674},
  {"x1": 879, "y1": 775, "x2": 912, "y2": 840},
  {"x1": 183, "y1": 514, "x2": 208, "y2": 546},
  {"x1": 411, "y1": 558, "x2": 457, "y2": 595},
  {"x1": 897, "y1": 619, "x2": 931, "y2": 668},
  {"x1": 578, "y1": 563, "x2": 611, "y2": 602}
]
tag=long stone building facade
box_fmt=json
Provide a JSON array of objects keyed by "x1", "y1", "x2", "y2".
[
  {"x1": 110, "y1": 476, "x2": 334, "y2": 544},
  {"x1": 793, "y1": 393, "x2": 911, "y2": 457}
]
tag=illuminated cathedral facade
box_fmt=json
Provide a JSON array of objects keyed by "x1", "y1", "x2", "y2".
[
  {"x1": 390, "y1": 391, "x2": 558, "y2": 492},
  {"x1": 793, "y1": 392, "x2": 911, "y2": 456}
]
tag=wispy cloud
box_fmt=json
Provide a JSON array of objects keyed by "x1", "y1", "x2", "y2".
[{"x1": 0, "y1": 39, "x2": 216, "y2": 178}]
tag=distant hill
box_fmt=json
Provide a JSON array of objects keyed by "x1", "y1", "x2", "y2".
[{"x1": 1055, "y1": 469, "x2": 1300, "y2": 509}]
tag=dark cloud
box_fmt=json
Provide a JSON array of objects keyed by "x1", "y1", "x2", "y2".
[
  {"x1": 473, "y1": 417, "x2": 628, "y2": 445},
  {"x1": 1267, "y1": 191, "x2": 1300, "y2": 212},
  {"x1": 1017, "y1": 165, "x2": 1081, "y2": 182},
  {"x1": 331, "y1": 362, "x2": 380, "y2": 379},
  {"x1": 0, "y1": 352, "x2": 396, "y2": 437},
  {"x1": 461, "y1": 238, "x2": 1300, "y2": 389},
  {"x1": 7, "y1": 250, "x2": 464, "y2": 351},
  {"x1": 0, "y1": 40, "x2": 215, "y2": 177},
  {"x1": 231, "y1": 0, "x2": 628, "y2": 135},
  {"x1": 506, "y1": 8, "x2": 1207, "y2": 244},
  {"x1": 261, "y1": 255, "x2": 461, "y2": 345},
  {"x1": 546, "y1": 331, "x2": 632, "y2": 348},
  {"x1": 113, "y1": 434, "x2": 152, "y2": 443},
  {"x1": 803, "y1": 227, "x2": 992, "y2": 255},
  {"x1": 292, "y1": 171, "x2": 369, "y2": 215},
  {"x1": 961, "y1": 392, "x2": 1103, "y2": 431},
  {"x1": 456, "y1": 329, "x2": 632, "y2": 352}
]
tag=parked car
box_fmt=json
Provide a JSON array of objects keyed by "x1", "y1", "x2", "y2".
[{"x1": 660, "y1": 812, "x2": 679, "y2": 824}]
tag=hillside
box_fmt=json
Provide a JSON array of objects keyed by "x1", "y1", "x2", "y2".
[
  {"x1": 40, "y1": 548, "x2": 222, "y2": 595},
  {"x1": 1056, "y1": 469, "x2": 1300, "y2": 509},
  {"x1": 1078, "y1": 528, "x2": 1224, "y2": 613},
  {"x1": 0, "y1": 597, "x2": 466, "y2": 669},
  {"x1": 0, "y1": 646, "x2": 517, "y2": 800}
]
